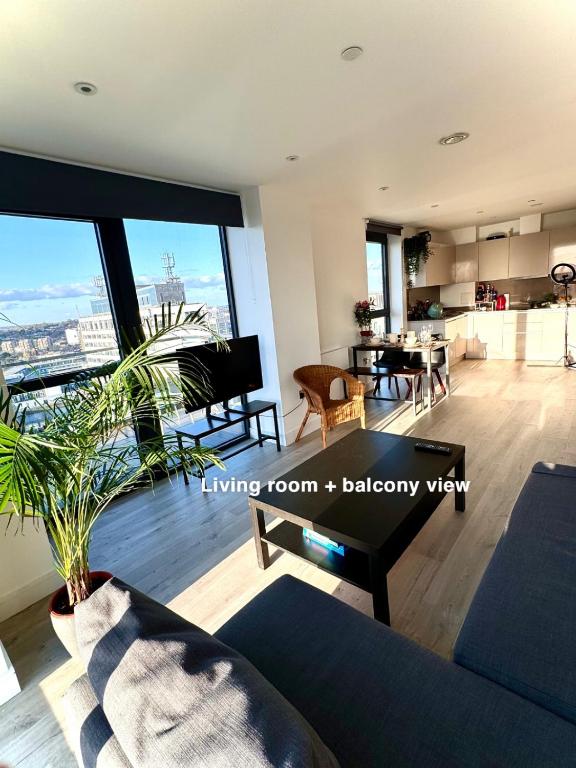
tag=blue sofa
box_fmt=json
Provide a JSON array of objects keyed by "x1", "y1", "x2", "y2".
[{"x1": 67, "y1": 462, "x2": 576, "y2": 766}]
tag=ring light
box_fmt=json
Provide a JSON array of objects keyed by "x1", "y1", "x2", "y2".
[{"x1": 550, "y1": 262, "x2": 576, "y2": 285}]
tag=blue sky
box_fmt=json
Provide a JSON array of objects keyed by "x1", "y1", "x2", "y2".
[
  {"x1": 0, "y1": 215, "x2": 228, "y2": 327},
  {"x1": 366, "y1": 242, "x2": 384, "y2": 296}
]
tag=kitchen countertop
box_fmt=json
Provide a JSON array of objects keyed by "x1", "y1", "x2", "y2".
[{"x1": 408, "y1": 306, "x2": 576, "y2": 323}]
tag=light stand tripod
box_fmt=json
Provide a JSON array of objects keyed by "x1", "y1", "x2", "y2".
[{"x1": 551, "y1": 263, "x2": 576, "y2": 369}]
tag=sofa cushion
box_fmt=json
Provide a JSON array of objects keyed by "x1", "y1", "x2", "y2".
[
  {"x1": 216, "y1": 575, "x2": 576, "y2": 768},
  {"x1": 75, "y1": 577, "x2": 339, "y2": 768},
  {"x1": 64, "y1": 675, "x2": 133, "y2": 768},
  {"x1": 454, "y1": 462, "x2": 576, "y2": 724}
]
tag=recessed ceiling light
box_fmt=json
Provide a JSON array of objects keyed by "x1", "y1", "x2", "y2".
[
  {"x1": 378, "y1": 186, "x2": 390, "y2": 191},
  {"x1": 285, "y1": 155, "x2": 299, "y2": 162},
  {"x1": 74, "y1": 81, "x2": 98, "y2": 96},
  {"x1": 439, "y1": 132, "x2": 470, "y2": 146},
  {"x1": 527, "y1": 199, "x2": 536, "y2": 203},
  {"x1": 430, "y1": 204, "x2": 440, "y2": 208},
  {"x1": 341, "y1": 46, "x2": 364, "y2": 61},
  {"x1": 476, "y1": 210, "x2": 484, "y2": 214}
]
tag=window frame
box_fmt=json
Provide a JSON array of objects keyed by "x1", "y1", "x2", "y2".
[
  {"x1": 365, "y1": 230, "x2": 391, "y2": 334},
  {"x1": 2, "y1": 212, "x2": 240, "y2": 441}
]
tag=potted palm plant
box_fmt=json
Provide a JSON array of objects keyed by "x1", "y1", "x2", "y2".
[{"x1": 0, "y1": 306, "x2": 223, "y2": 657}]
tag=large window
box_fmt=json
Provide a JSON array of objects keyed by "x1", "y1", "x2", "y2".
[
  {"x1": 0, "y1": 214, "x2": 238, "y2": 438},
  {"x1": 366, "y1": 233, "x2": 391, "y2": 335},
  {"x1": 124, "y1": 220, "x2": 233, "y2": 343},
  {"x1": 0, "y1": 214, "x2": 120, "y2": 428},
  {"x1": 123, "y1": 220, "x2": 237, "y2": 429}
]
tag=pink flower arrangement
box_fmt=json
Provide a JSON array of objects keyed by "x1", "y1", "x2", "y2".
[{"x1": 353, "y1": 298, "x2": 375, "y2": 328}]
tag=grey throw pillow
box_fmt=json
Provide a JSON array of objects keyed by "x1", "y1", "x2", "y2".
[{"x1": 75, "y1": 578, "x2": 339, "y2": 768}]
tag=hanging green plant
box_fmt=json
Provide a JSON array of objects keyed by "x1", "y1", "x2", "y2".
[{"x1": 404, "y1": 231, "x2": 433, "y2": 288}]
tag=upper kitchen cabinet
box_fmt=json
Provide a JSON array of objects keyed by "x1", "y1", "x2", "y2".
[
  {"x1": 549, "y1": 227, "x2": 576, "y2": 272},
  {"x1": 508, "y1": 231, "x2": 550, "y2": 278},
  {"x1": 478, "y1": 237, "x2": 509, "y2": 281},
  {"x1": 413, "y1": 243, "x2": 455, "y2": 287},
  {"x1": 454, "y1": 242, "x2": 479, "y2": 282}
]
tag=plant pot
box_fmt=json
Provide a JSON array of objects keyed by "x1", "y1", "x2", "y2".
[
  {"x1": 359, "y1": 329, "x2": 373, "y2": 339},
  {"x1": 49, "y1": 571, "x2": 113, "y2": 659}
]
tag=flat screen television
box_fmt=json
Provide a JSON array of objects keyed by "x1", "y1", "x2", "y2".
[{"x1": 177, "y1": 335, "x2": 263, "y2": 411}]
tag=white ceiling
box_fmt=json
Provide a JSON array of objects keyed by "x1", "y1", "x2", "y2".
[{"x1": 2, "y1": 0, "x2": 576, "y2": 230}]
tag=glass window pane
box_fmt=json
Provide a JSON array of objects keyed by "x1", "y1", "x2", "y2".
[
  {"x1": 123, "y1": 220, "x2": 235, "y2": 431},
  {"x1": 0, "y1": 214, "x2": 120, "y2": 426},
  {"x1": 124, "y1": 220, "x2": 232, "y2": 342},
  {"x1": 366, "y1": 241, "x2": 385, "y2": 310}
]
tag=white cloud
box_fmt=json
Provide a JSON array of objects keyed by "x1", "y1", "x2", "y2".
[{"x1": 0, "y1": 283, "x2": 95, "y2": 301}]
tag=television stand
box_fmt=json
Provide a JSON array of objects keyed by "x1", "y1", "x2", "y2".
[{"x1": 175, "y1": 400, "x2": 281, "y2": 484}]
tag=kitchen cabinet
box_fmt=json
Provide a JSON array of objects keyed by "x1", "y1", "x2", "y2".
[
  {"x1": 549, "y1": 227, "x2": 576, "y2": 272},
  {"x1": 478, "y1": 238, "x2": 509, "y2": 281},
  {"x1": 445, "y1": 315, "x2": 468, "y2": 362},
  {"x1": 468, "y1": 309, "x2": 567, "y2": 361},
  {"x1": 508, "y1": 231, "x2": 550, "y2": 278},
  {"x1": 467, "y1": 312, "x2": 505, "y2": 359},
  {"x1": 454, "y1": 242, "x2": 479, "y2": 282},
  {"x1": 412, "y1": 244, "x2": 455, "y2": 287}
]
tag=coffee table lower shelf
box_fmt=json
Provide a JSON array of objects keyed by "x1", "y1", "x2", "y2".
[{"x1": 262, "y1": 521, "x2": 371, "y2": 592}]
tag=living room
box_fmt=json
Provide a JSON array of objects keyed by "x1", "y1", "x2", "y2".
[{"x1": 1, "y1": 2, "x2": 576, "y2": 767}]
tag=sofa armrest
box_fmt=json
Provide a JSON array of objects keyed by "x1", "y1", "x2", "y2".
[{"x1": 64, "y1": 675, "x2": 133, "y2": 768}]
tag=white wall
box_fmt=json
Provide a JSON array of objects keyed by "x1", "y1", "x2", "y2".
[
  {"x1": 389, "y1": 232, "x2": 409, "y2": 331},
  {"x1": 259, "y1": 184, "x2": 322, "y2": 444},
  {"x1": 228, "y1": 188, "x2": 415, "y2": 445},
  {"x1": 0, "y1": 370, "x2": 60, "y2": 622},
  {"x1": 543, "y1": 208, "x2": 576, "y2": 230},
  {"x1": 227, "y1": 184, "x2": 322, "y2": 444},
  {"x1": 0, "y1": 519, "x2": 61, "y2": 623},
  {"x1": 227, "y1": 188, "x2": 283, "y2": 417},
  {"x1": 440, "y1": 282, "x2": 476, "y2": 307},
  {"x1": 311, "y1": 205, "x2": 367, "y2": 369},
  {"x1": 478, "y1": 219, "x2": 519, "y2": 240},
  {"x1": 443, "y1": 207, "x2": 576, "y2": 247},
  {"x1": 519, "y1": 213, "x2": 542, "y2": 234},
  {"x1": 448, "y1": 226, "x2": 477, "y2": 245}
]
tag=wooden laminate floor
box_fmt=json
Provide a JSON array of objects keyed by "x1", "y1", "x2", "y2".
[{"x1": 2, "y1": 359, "x2": 576, "y2": 767}]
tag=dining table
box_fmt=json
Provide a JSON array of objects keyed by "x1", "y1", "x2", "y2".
[{"x1": 350, "y1": 339, "x2": 451, "y2": 409}]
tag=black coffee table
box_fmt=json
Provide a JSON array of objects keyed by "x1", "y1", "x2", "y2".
[{"x1": 249, "y1": 429, "x2": 465, "y2": 625}]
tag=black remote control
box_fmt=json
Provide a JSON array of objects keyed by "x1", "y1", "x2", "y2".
[{"x1": 414, "y1": 442, "x2": 452, "y2": 455}]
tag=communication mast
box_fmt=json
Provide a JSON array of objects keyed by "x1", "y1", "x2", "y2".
[
  {"x1": 161, "y1": 252, "x2": 180, "y2": 283},
  {"x1": 93, "y1": 275, "x2": 106, "y2": 297}
]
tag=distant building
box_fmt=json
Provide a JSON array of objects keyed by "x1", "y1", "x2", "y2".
[
  {"x1": 137, "y1": 281, "x2": 186, "y2": 307},
  {"x1": 90, "y1": 298, "x2": 111, "y2": 315},
  {"x1": 90, "y1": 280, "x2": 187, "y2": 316},
  {"x1": 80, "y1": 258, "x2": 223, "y2": 363},
  {"x1": 1, "y1": 341, "x2": 14, "y2": 354},
  {"x1": 206, "y1": 305, "x2": 232, "y2": 337},
  {"x1": 35, "y1": 336, "x2": 52, "y2": 351},
  {"x1": 65, "y1": 328, "x2": 80, "y2": 346}
]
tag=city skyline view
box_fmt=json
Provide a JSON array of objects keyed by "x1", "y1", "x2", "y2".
[{"x1": 0, "y1": 214, "x2": 229, "y2": 327}]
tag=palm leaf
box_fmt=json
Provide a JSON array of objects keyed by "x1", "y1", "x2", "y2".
[{"x1": 0, "y1": 305, "x2": 228, "y2": 605}]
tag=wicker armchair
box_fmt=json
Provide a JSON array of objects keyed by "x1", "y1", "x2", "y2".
[{"x1": 293, "y1": 365, "x2": 365, "y2": 449}]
